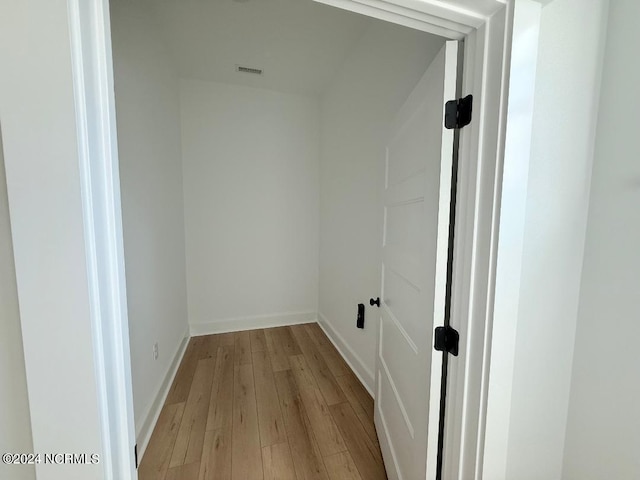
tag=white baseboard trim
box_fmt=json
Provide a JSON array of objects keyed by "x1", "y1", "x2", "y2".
[
  {"x1": 190, "y1": 311, "x2": 317, "y2": 337},
  {"x1": 136, "y1": 329, "x2": 189, "y2": 462},
  {"x1": 317, "y1": 312, "x2": 375, "y2": 396}
]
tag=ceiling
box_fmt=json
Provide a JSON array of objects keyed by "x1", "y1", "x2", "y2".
[{"x1": 140, "y1": 0, "x2": 374, "y2": 96}]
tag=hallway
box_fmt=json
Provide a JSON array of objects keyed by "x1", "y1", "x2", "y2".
[{"x1": 139, "y1": 324, "x2": 387, "y2": 480}]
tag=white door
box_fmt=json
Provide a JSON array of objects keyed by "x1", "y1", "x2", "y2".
[{"x1": 374, "y1": 41, "x2": 459, "y2": 480}]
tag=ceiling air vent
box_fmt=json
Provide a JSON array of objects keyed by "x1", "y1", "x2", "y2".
[{"x1": 236, "y1": 65, "x2": 263, "y2": 76}]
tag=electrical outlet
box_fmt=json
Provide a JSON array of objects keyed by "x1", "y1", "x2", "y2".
[{"x1": 153, "y1": 342, "x2": 158, "y2": 360}]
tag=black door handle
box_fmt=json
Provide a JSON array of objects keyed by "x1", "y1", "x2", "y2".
[{"x1": 370, "y1": 297, "x2": 380, "y2": 307}]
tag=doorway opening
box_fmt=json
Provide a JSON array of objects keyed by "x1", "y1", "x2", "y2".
[
  {"x1": 109, "y1": 0, "x2": 457, "y2": 478},
  {"x1": 53, "y1": 0, "x2": 512, "y2": 476}
]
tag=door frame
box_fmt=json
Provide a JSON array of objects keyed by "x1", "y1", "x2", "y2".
[
  {"x1": 68, "y1": 0, "x2": 513, "y2": 479},
  {"x1": 311, "y1": 2, "x2": 515, "y2": 479},
  {"x1": 67, "y1": 0, "x2": 137, "y2": 478}
]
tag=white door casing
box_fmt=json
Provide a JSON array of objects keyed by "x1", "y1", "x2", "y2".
[
  {"x1": 374, "y1": 41, "x2": 459, "y2": 480},
  {"x1": 313, "y1": 2, "x2": 514, "y2": 479},
  {"x1": 54, "y1": 0, "x2": 512, "y2": 478},
  {"x1": 68, "y1": 0, "x2": 138, "y2": 477}
]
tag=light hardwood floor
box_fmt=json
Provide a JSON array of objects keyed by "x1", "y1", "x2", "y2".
[{"x1": 139, "y1": 324, "x2": 388, "y2": 480}]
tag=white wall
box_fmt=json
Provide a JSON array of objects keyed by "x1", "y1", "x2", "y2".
[
  {"x1": 484, "y1": 1, "x2": 609, "y2": 478},
  {"x1": 180, "y1": 79, "x2": 320, "y2": 334},
  {"x1": 0, "y1": 130, "x2": 35, "y2": 480},
  {"x1": 562, "y1": 1, "x2": 640, "y2": 478},
  {"x1": 110, "y1": 0, "x2": 190, "y2": 447},
  {"x1": 0, "y1": 1, "x2": 106, "y2": 478},
  {"x1": 317, "y1": 21, "x2": 444, "y2": 390}
]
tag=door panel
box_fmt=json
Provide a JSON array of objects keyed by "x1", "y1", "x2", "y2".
[
  {"x1": 380, "y1": 311, "x2": 421, "y2": 425},
  {"x1": 385, "y1": 201, "x2": 425, "y2": 254},
  {"x1": 387, "y1": 126, "x2": 430, "y2": 187},
  {"x1": 383, "y1": 267, "x2": 423, "y2": 341},
  {"x1": 375, "y1": 41, "x2": 459, "y2": 480},
  {"x1": 378, "y1": 365, "x2": 415, "y2": 469}
]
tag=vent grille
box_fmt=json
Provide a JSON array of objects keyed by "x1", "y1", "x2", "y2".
[{"x1": 236, "y1": 65, "x2": 263, "y2": 75}]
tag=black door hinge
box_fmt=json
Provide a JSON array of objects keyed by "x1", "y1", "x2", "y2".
[
  {"x1": 444, "y1": 95, "x2": 473, "y2": 130},
  {"x1": 434, "y1": 325, "x2": 459, "y2": 356},
  {"x1": 134, "y1": 444, "x2": 138, "y2": 469}
]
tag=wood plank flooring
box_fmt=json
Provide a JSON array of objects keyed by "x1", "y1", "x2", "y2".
[{"x1": 139, "y1": 323, "x2": 387, "y2": 480}]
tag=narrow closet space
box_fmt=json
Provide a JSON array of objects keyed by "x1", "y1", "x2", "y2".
[{"x1": 108, "y1": 0, "x2": 446, "y2": 478}]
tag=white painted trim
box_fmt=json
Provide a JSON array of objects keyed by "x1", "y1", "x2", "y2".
[
  {"x1": 67, "y1": 0, "x2": 137, "y2": 477},
  {"x1": 482, "y1": 3, "x2": 540, "y2": 477},
  {"x1": 315, "y1": 0, "x2": 504, "y2": 39},
  {"x1": 375, "y1": 385, "x2": 404, "y2": 480},
  {"x1": 315, "y1": 1, "x2": 513, "y2": 478},
  {"x1": 317, "y1": 312, "x2": 375, "y2": 395},
  {"x1": 190, "y1": 311, "x2": 317, "y2": 337},
  {"x1": 72, "y1": 0, "x2": 513, "y2": 478},
  {"x1": 473, "y1": 6, "x2": 515, "y2": 477},
  {"x1": 442, "y1": 6, "x2": 515, "y2": 480},
  {"x1": 136, "y1": 331, "x2": 189, "y2": 462},
  {"x1": 426, "y1": 39, "x2": 460, "y2": 480},
  {"x1": 316, "y1": 0, "x2": 471, "y2": 38}
]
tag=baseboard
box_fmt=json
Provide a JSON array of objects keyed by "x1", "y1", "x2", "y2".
[
  {"x1": 136, "y1": 329, "x2": 189, "y2": 462},
  {"x1": 317, "y1": 312, "x2": 375, "y2": 396},
  {"x1": 190, "y1": 311, "x2": 317, "y2": 336}
]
